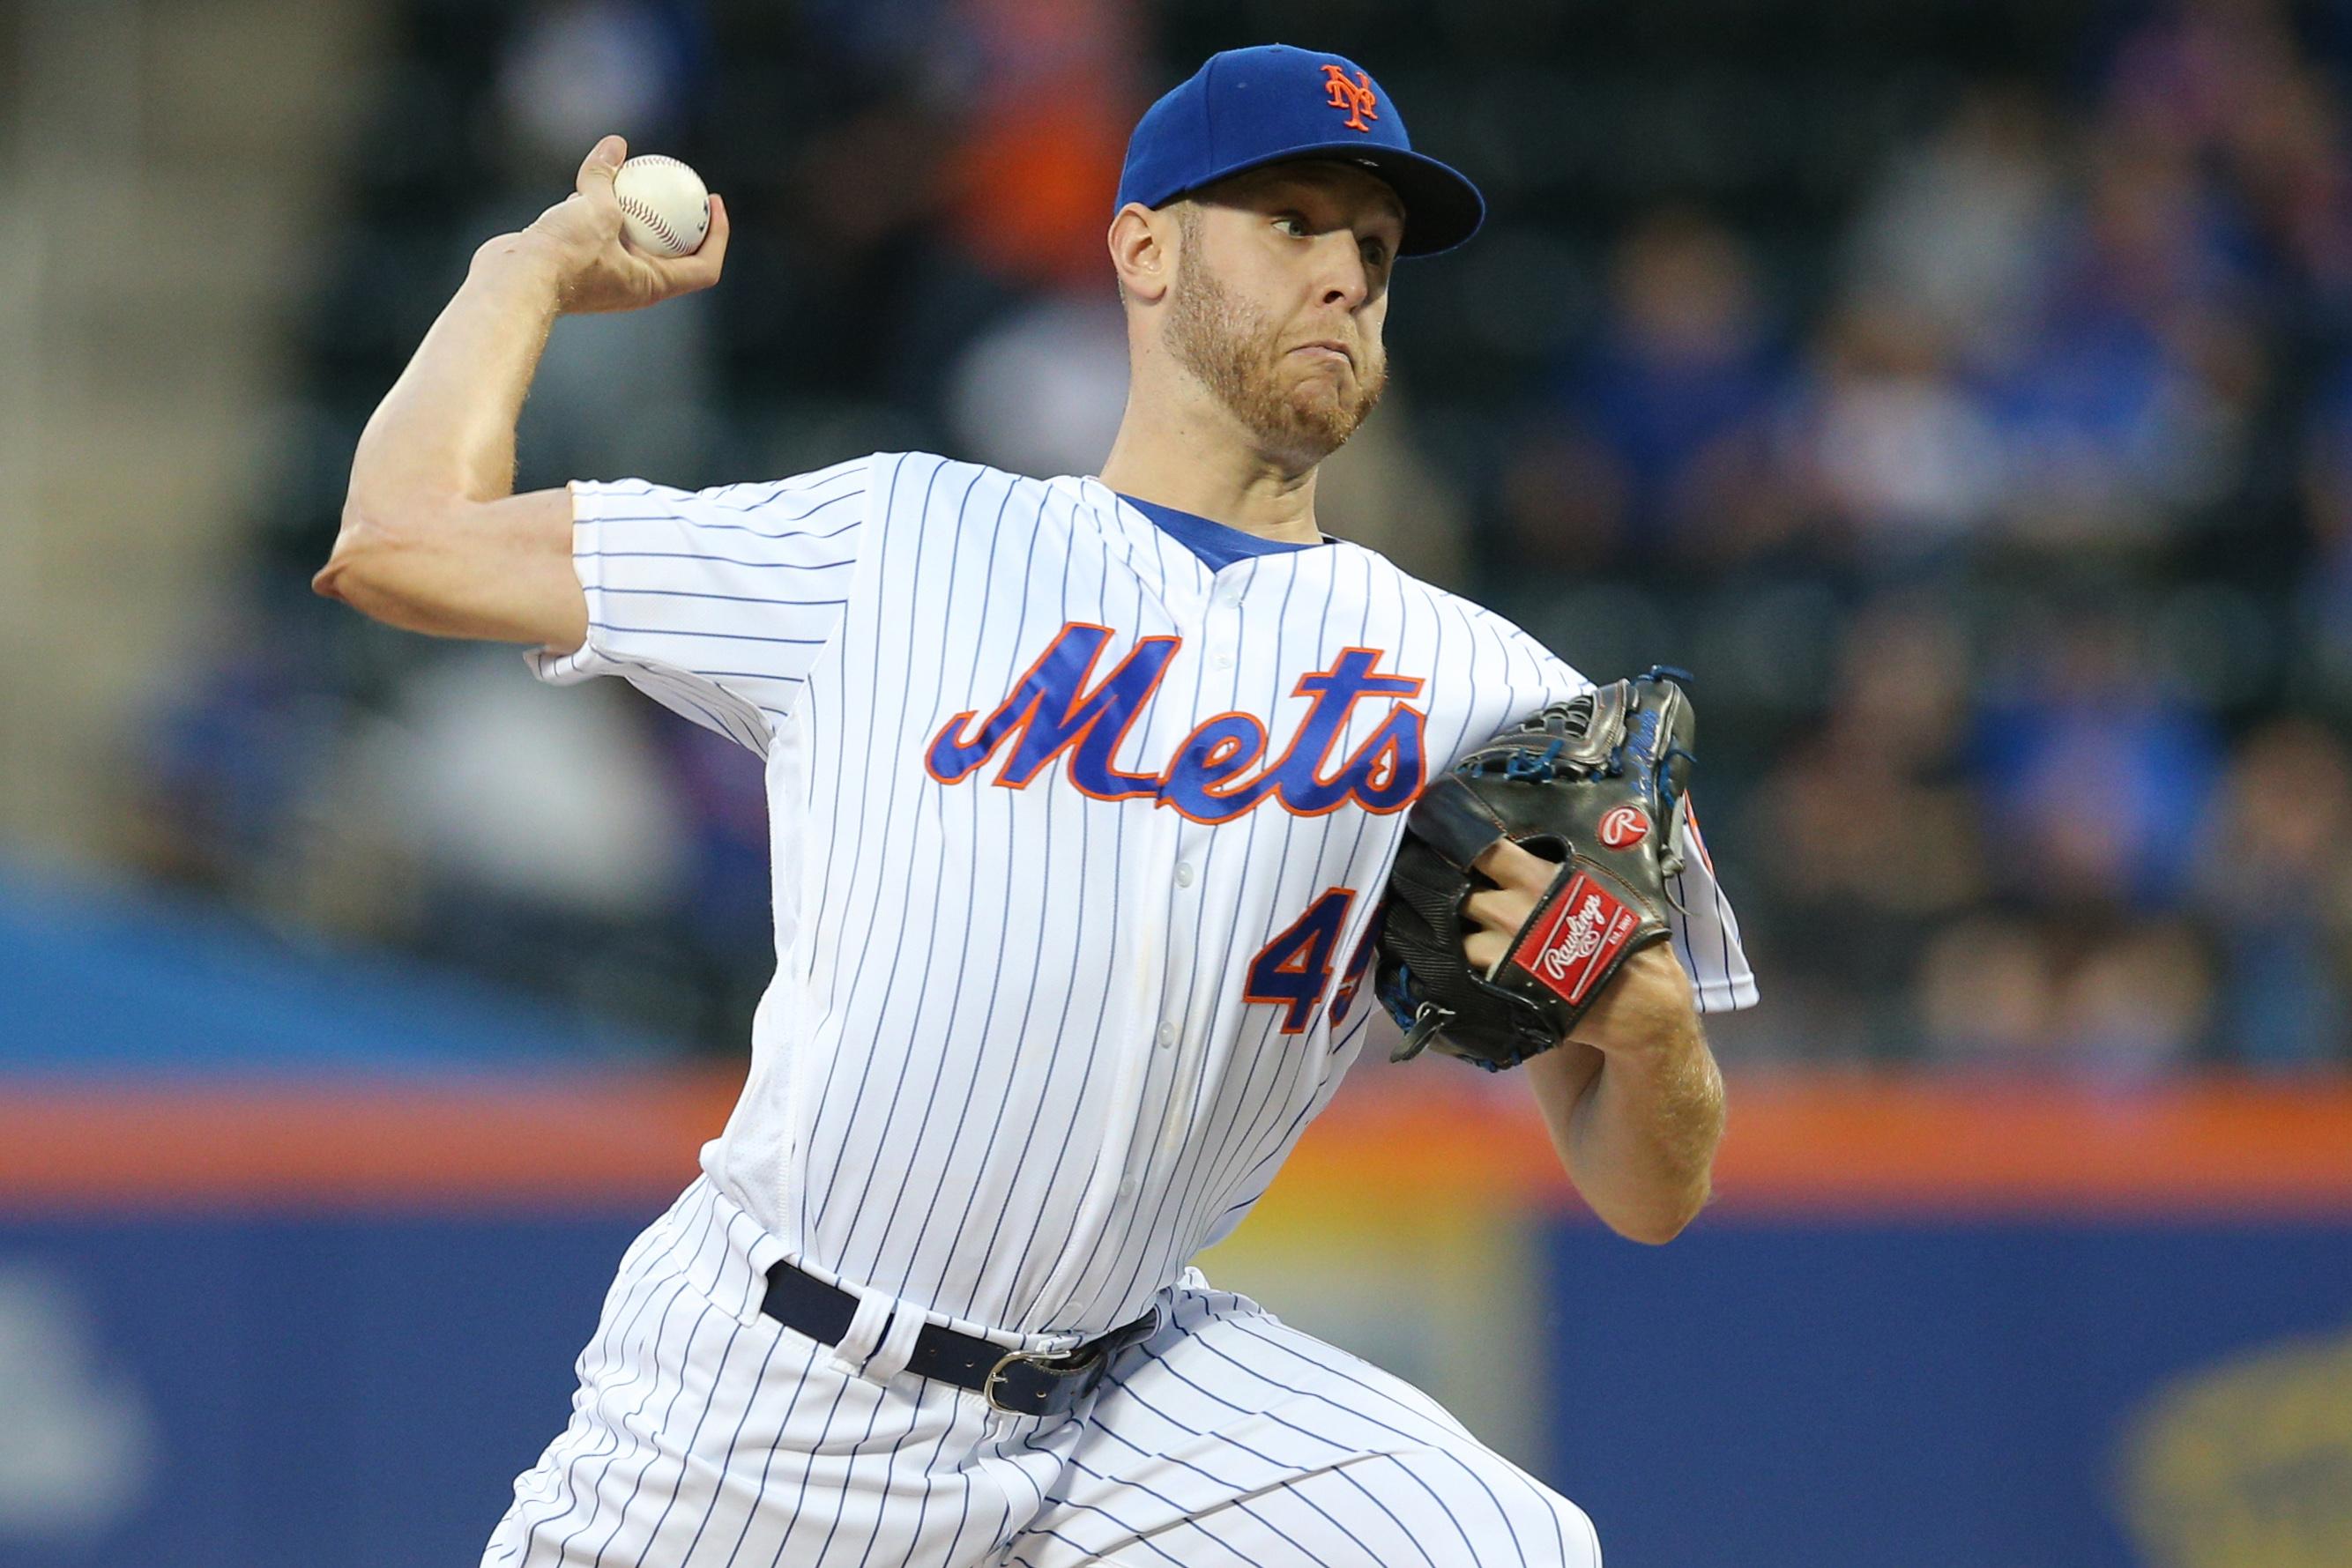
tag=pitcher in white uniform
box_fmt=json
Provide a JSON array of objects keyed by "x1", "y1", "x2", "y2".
[{"x1": 318, "y1": 43, "x2": 1757, "y2": 1568}]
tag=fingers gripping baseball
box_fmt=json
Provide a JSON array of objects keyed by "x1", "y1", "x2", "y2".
[{"x1": 514, "y1": 135, "x2": 730, "y2": 315}]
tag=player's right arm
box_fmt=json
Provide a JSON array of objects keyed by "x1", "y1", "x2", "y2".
[{"x1": 313, "y1": 135, "x2": 728, "y2": 650}]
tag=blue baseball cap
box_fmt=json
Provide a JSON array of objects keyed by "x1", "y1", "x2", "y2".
[{"x1": 1117, "y1": 44, "x2": 1486, "y2": 257}]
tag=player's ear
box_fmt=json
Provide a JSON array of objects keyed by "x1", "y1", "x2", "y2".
[{"x1": 1109, "y1": 203, "x2": 1175, "y2": 306}]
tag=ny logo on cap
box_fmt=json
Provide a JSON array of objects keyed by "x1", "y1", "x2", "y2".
[{"x1": 1319, "y1": 63, "x2": 1378, "y2": 133}]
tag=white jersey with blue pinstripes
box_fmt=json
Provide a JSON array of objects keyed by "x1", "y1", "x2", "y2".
[{"x1": 530, "y1": 450, "x2": 1755, "y2": 1346}]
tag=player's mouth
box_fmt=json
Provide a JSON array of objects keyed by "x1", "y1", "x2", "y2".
[{"x1": 1290, "y1": 339, "x2": 1354, "y2": 369}]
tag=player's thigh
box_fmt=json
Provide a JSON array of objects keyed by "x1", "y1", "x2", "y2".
[
  {"x1": 1006, "y1": 1283, "x2": 1598, "y2": 1568},
  {"x1": 482, "y1": 1179, "x2": 1035, "y2": 1568},
  {"x1": 1012, "y1": 1448, "x2": 1599, "y2": 1568}
]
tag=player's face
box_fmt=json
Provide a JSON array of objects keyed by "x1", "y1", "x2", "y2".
[{"x1": 1166, "y1": 164, "x2": 1403, "y2": 465}]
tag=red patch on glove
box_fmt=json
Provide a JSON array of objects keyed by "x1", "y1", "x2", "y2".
[{"x1": 1512, "y1": 873, "x2": 1642, "y2": 1006}]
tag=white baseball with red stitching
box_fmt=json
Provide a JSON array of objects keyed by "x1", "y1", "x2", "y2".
[{"x1": 613, "y1": 154, "x2": 710, "y2": 256}]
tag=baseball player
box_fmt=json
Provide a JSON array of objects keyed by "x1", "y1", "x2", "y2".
[{"x1": 317, "y1": 44, "x2": 1755, "y2": 1568}]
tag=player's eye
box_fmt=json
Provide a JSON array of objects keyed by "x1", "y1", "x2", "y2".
[
  {"x1": 1275, "y1": 213, "x2": 1310, "y2": 238},
  {"x1": 1360, "y1": 237, "x2": 1391, "y2": 269}
]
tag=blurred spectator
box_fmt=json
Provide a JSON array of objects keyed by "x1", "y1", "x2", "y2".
[
  {"x1": 1314, "y1": 408, "x2": 1477, "y2": 591},
  {"x1": 1917, "y1": 914, "x2": 2062, "y2": 1066},
  {"x1": 1746, "y1": 599, "x2": 1984, "y2": 1054},
  {"x1": 2297, "y1": 364, "x2": 2352, "y2": 698},
  {"x1": 2057, "y1": 921, "x2": 2214, "y2": 1081},
  {"x1": 125, "y1": 606, "x2": 347, "y2": 902},
  {"x1": 1978, "y1": 303, "x2": 2234, "y2": 556},
  {"x1": 1920, "y1": 915, "x2": 2212, "y2": 1082},
  {"x1": 494, "y1": 1, "x2": 703, "y2": 167},
  {"x1": 2192, "y1": 717, "x2": 2352, "y2": 1068},
  {"x1": 1786, "y1": 297, "x2": 2006, "y2": 562},
  {"x1": 1842, "y1": 84, "x2": 2061, "y2": 371},
  {"x1": 1504, "y1": 207, "x2": 1787, "y2": 569},
  {"x1": 942, "y1": 0, "x2": 1142, "y2": 290},
  {"x1": 655, "y1": 716, "x2": 775, "y2": 965},
  {"x1": 2099, "y1": 0, "x2": 2352, "y2": 303},
  {"x1": 355, "y1": 648, "x2": 693, "y2": 923},
  {"x1": 2063, "y1": 131, "x2": 2258, "y2": 328},
  {"x1": 1974, "y1": 613, "x2": 2224, "y2": 911},
  {"x1": 945, "y1": 293, "x2": 1129, "y2": 478}
]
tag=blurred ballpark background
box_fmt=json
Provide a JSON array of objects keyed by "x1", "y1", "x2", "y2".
[{"x1": 4, "y1": 0, "x2": 2352, "y2": 1564}]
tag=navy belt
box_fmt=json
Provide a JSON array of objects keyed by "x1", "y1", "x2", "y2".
[{"x1": 760, "y1": 1260, "x2": 1159, "y2": 1417}]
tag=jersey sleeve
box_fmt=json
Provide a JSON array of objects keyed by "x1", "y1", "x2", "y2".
[
  {"x1": 525, "y1": 455, "x2": 874, "y2": 755},
  {"x1": 1661, "y1": 797, "x2": 1758, "y2": 1013},
  {"x1": 1494, "y1": 621, "x2": 1761, "y2": 1014}
]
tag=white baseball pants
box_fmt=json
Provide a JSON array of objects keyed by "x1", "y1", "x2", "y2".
[{"x1": 482, "y1": 1178, "x2": 1601, "y2": 1568}]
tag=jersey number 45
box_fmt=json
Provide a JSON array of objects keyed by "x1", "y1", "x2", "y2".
[{"x1": 1245, "y1": 888, "x2": 1377, "y2": 1035}]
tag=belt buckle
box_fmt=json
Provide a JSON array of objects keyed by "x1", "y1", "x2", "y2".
[
  {"x1": 982, "y1": 1345, "x2": 1084, "y2": 1413},
  {"x1": 981, "y1": 1306, "x2": 1159, "y2": 1413}
]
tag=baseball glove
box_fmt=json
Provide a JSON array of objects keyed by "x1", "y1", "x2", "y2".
[{"x1": 1375, "y1": 670, "x2": 1696, "y2": 1070}]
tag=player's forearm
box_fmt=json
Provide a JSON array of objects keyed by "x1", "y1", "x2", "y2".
[
  {"x1": 343, "y1": 235, "x2": 566, "y2": 528},
  {"x1": 1528, "y1": 947, "x2": 1725, "y2": 1243},
  {"x1": 1562, "y1": 1021, "x2": 1723, "y2": 1243}
]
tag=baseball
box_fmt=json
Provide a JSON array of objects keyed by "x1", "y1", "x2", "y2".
[{"x1": 613, "y1": 154, "x2": 711, "y2": 256}]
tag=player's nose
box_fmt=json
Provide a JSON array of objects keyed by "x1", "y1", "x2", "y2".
[{"x1": 1306, "y1": 231, "x2": 1375, "y2": 310}]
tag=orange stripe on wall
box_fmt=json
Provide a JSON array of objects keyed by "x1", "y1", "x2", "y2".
[
  {"x1": 0, "y1": 1072, "x2": 2348, "y2": 1215},
  {"x1": 1275, "y1": 1074, "x2": 2352, "y2": 1218},
  {"x1": 0, "y1": 1072, "x2": 743, "y2": 1211}
]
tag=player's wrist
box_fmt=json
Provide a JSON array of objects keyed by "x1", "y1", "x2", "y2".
[
  {"x1": 1565, "y1": 947, "x2": 1701, "y2": 1059},
  {"x1": 468, "y1": 230, "x2": 572, "y2": 301}
]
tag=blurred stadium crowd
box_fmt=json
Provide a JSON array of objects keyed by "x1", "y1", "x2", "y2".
[{"x1": 127, "y1": 0, "x2": 2352, "y2": 1074}]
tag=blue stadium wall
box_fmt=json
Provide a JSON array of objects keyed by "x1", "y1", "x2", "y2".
[{"x1": 0, "y1": 1077, "x2": 2347, "y2": 1568}]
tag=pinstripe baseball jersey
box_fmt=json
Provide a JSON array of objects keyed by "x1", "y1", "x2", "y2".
[{"x1": 529, "y1": 450, "x2": 1756, "y2": 1347}]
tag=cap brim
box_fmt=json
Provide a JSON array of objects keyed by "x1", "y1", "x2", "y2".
[{"x1": 1176, "y1": 143, "x2": 1486, "y2": 257}]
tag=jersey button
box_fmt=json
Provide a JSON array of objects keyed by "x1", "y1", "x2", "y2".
[
  {"x1": 1156, "y1": 1022, "x2": 1176, "y2": 1047},
  {"x1": 1217, "y1": 583, "x2": 1243, "y2": 606},
  {"x1": 1116, "y1": 1177, "x2": 1138, "y2": 1200},
  {"x1": 1211, "y1": 650, "x2": 1235, "y2": 671},
  {"x1": 1175, "y1": 862, "x2": 1195, "y2": 887}
]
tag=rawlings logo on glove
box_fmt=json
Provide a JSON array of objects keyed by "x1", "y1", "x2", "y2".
[
  {"x1": 1519, "y1": 876, "x2": 1641, "y2": 1002},
  {"x1": 1374, "y1": 669, "x2": 1696, "y2": 1070}
]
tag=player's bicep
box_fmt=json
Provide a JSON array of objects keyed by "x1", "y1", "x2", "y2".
[{"x1": 315, "y1": 487, "x2": 588, "y2": 651}]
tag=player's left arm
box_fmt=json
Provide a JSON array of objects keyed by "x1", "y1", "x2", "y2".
[
  {"x1": 1416, "y1": 619, "x2": 1745, "y2": 1239},
  {"x1": 1467, "y1": 838, "x2": 1724, "y2": 1245}
]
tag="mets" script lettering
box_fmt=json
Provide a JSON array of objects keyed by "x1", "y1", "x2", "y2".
[{"x1": 924, "y1": 622, "x2": 1426, "y2": 823}]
